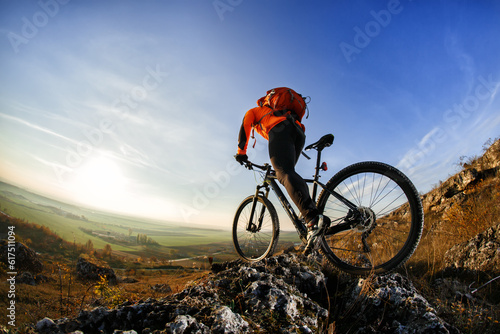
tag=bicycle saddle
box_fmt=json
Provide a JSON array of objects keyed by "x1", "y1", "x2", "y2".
[{"x1": 305, "y1": 134, "x2": 334, "y2": 151}]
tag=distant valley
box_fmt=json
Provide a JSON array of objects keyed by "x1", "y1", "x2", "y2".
[{"x1": 0, "y1": 181, "x2": 300, "y2": 264}]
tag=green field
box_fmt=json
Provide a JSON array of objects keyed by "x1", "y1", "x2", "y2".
[{"x1": 0, "y1": 181, "x2": 235, "y2": 256}]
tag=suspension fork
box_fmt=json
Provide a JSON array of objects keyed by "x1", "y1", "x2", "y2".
[{"x1": 247, "y1": 172, "x2": 272, "y2": 232}]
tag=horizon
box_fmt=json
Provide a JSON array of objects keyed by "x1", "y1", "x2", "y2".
[
  {"x1": 1, "y1": 1, "x2": 500, "y2": 230},
  {"x1": 0, "y1": 179, "x2": 226, "y2": 232}
]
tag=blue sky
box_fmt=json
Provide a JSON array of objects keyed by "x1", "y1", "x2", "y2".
[{"x1": 1, "y1": 0, "x2": 499, "y2": 229}]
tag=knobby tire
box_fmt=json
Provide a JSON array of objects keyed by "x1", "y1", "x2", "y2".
[
  {"x1": 316, "y1": 161, "x2": 424, "y2": 275},
  {"x1": 232, "y1": 195, "x2": 280, "y2": 262}
]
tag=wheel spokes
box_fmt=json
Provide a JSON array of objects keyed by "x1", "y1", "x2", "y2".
[{"x1": 322, "y1": 171, "x2": 415, "y2": 270}]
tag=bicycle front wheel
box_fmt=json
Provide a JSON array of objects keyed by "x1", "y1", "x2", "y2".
[
  {"x1": 232, "y1": 195, "x2": 280, "y2": 262},
  {"x1": 317, "y1": 161, "x2": 423, "y2": 275}
]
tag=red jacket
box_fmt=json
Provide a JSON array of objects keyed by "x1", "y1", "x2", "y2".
[{"x1": 237, "y1": 106, "x2": 305, "y2": 155}]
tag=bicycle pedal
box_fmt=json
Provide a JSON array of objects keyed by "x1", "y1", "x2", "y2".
[
  {"x1": 303, "y1": 246, "x2": 314, "y2": 256},
  {"x1": 320, "y1": 215, "x2": 331, "y2": 230},
  {"x1": 303, "y1": 246, "x2": 319, "y2": 257}
]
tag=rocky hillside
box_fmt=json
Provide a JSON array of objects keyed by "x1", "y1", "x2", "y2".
[
  {"x1": 36, "y1": 251, "x2": 459, "y2": 334},
  {"x1": 422, "y1": 137, "x2": 500, "y2": 217},
  {"x1": 444, "y1": 222, "x2": 500, "y2": 273},
  {"x1": 419, "y1": 137, "x2": 500, "y2": 276}
]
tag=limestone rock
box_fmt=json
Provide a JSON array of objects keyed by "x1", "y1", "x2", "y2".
[
  {"x1": 36, "y1": 253, "x2": 459, "y2": 333},
  {"x1": 444, "y1": 222, "x2": 500, "y2": 273},
  {"x1": 37, "y1": 253, "x2": 329, "y2": 333},
  {"x1": 151, "y1": 283, "x2": 172, "y2": 293},
  {"x1": 337, "y1": 273, "x2": 459, "y2": 333},
  {"x1": 16, "y1": 271, "x2": 36, "y2": 285},
  {"x1": 76, "y1": 255, "x2": 117, "y2": 284},
  {"x1": 0, "y1": 240, "x2": 43, "y2": 273},
  {"x1": 421, "y1": 138, "x2": 500, "y2": 215}
]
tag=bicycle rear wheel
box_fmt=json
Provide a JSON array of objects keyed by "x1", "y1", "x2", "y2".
[
  {"x1": 317, "y1": 161, "x2": 423, "y2": 275},
  {"x1": 233, "y1": 195, "x2": 280, "y2": 262}
]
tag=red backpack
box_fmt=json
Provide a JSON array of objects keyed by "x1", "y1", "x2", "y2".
[{"x1": 257, "y1": 87, "x2": 309, "y2": 121}]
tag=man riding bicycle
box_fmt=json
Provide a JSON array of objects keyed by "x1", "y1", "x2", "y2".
[{"x1": 234, "y1": 87, "x2": 330, "y2": 254}]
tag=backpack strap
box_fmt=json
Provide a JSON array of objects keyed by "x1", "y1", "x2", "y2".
[
  {"x1": 293, "y1": 91, "x2": 310, "y2": 120},
  {"x1": 267, "y1": 89, "x2": 276, "y2": 108},
  {"x1": 251, "y1": 127, "x2": 257, "y2": 148},
  {"x1": 303, "y1": 95, "x2": 311, "y2": 119},
  {"x1": 254, "y1": 107, "x2": 275, "y2": 131}
]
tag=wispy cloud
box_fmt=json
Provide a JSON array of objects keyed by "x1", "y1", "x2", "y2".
[
  {"x1": 444, "y1": 29, "x2": 476, "y2": 92},
  {"x1": 28, "y1": 153, "x2": 72, "y2": 173},
  {"x1": 0, "y1": 112, "x2": 79, "y2": 145}
]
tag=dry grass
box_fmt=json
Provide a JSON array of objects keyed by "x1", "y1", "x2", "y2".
[
  {"x1": 444, "y1": 179, "x2": 500, "y2": 238},
  {"x1": 0, "y1": 258, "x2": 209, "y2": 332},
  {"x1": 402, "y1": 167, "x2": 500, "y2": 333},
  {"x1": 408, "y1": 177, "x2": 500, "y2": 277}
]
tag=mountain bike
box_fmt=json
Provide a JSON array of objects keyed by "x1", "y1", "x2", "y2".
[{"x1": 232, "y1": 134, "x2": 424, "y2": 275}]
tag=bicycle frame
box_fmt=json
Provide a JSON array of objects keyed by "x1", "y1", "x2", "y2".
[
  {"x1": 236, "y1": 132, "x2": 424, "y2": 273},
  {"x1": 246, "y1": 147, "x2": 360, "y2": 240}
]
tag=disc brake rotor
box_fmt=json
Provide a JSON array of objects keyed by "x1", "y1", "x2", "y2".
[{"x1": 354, "y1": 206, "x2": 376, "y2": 233}]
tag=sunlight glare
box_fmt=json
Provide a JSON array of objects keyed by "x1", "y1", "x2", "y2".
[{"x1": 71, "y1": 156, "x2": 127, "y2": 208}]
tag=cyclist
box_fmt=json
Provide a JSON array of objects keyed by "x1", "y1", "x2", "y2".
[{"x1": 234, "y1": 88, "x2": 330, "y2": 254}]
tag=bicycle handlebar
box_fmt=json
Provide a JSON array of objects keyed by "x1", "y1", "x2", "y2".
[{"x1": 242, "y1": 160, "x2": 268, "y2": 171}]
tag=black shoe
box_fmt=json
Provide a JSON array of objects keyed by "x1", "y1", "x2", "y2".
[{"x1": 303, "y1": 215, "x2": 330, "y2": 255}]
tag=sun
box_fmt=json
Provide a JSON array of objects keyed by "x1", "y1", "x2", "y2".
[{"x1": 71, "y1": 156, "x2": 127, "y2": 208}]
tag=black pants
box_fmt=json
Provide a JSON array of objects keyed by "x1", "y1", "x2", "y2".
[{"x1": 268, "y1": 120, "x2": 318, "y2": 223}]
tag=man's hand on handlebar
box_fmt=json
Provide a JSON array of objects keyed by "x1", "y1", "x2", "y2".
[
  {"x1": 235, "y1": 154, "x2": 255, "y2": 170},
  {"x1": 234, "y1": 154, "x2": 248, "y2": 165}
]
